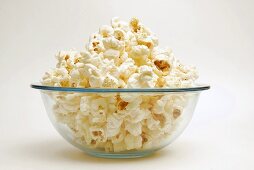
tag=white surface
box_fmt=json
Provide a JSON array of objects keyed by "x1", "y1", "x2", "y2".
[{"x1": 0, "y1": 0, "x2": 254, "y2": 169}]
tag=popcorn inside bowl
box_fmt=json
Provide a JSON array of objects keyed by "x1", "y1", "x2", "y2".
[
  {"x1": 41, "y1": 17, "x2": 199, "y2": 153},
  {"x1": 47, "y1": 91, "x2": 193, "y2": 152}
]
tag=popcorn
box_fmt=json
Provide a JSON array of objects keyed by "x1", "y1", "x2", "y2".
[
  {"x1": 117, "y1": 100, "x2": 128, "y2": 110},
  {"x1": 80, "y1": 96, "x2": 92, "y2": 115},
  {"x1": 103, "y1": 49, "x2": 120, "y2": 60},
  {"x1": 118, "y1": 58, "x2": 137, "y2": 81},
  {"x1": 99, "y1": 25, "x2": 114, "y2": 38},
  {"x1": 129, "y1": 17, "x2": 141, "y2": 33},
  {"x1": 102, "y1": 74, "x2": 119, "y2": 88},
  {"x1": 41, "y1": 17, "x2": 199, "y2": 152},
  {"x1": 146, "y1": 116, "x2": 160, "y2": 130},
  {"x1": 89, "y1": 126, "x2": 106, "y2": 142},
  {"x1": 129, "y1": 45, "x2": 150, "y2": 66},
  {"x1": 124, "y1": 134, "x2": 142, "y2": 150},
  {"x1": 127, "y1": 66, "x2": 158, "y2": 88},
  {"x1": 106, "y1": 115, "x2": 123, "y2": 137},
  {"x1": 83, "y1": 64, "x2": 103, "y2": 87},
  {"x1": 88, "y1": 34, "x2": 105, "y2": 53},
  {"x1": 173, "y1": 107, "x2": 182, "y2": 119},
  {"x1": 125, "y1": 122, "x2": 142, "y2": 136},
  {"x1": 111, "y1": 129, "x2": 126, "y2": 144},
  {"x1": 113, "y1": 142, "x2": 126, "y2": 152},
  {"x1": 104, "y1": 141, "x2": 114, "y2": 152},
  {"x1": 113, "y1": 28, "x2": 126, "y2": 41},
  {"x1": 102, "y1": 37, "x2": 124, "y2": 50},
  {"x1": 111, "y1": 17, "x2": 130, "y2": 32},
  {"x1": 42, "y1": 68, "x2": 70, "y2": 87}
]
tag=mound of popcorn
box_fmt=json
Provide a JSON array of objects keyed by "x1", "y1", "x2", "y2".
[{"x1": 42, "y1": 17, "x2": 198, "y2": 152}]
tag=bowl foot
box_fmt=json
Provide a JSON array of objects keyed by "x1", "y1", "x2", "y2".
[{"x1": 85, "y1": 150, "x2": 155, "y2": 159}]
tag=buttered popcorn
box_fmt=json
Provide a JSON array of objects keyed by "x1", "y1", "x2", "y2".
[{"x1": 42, "y1": 17, "x2": 198, "y2": 152}]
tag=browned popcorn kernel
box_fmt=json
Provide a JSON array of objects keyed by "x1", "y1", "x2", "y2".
[
  {"x1": 173, "y1": 109, "x2": 181, "y2": 119},
  {"x1": 92, "y1": 131, "x2": 103, "y2": 136},
  {"x1": 141, "y1": 133, "x2": 148, "y2": 144},
  {"x1": 64, "y1": 55, "x2": 70, "y2": 61},
  {"x1": 118, "y1": 100, "x2": 129, "y2": 110},
  {"x1": 92, "y1": 41, "x2": 100, "y2": 47},
  {"x1": 74, "y1": 58, "x2": 80, "y2": 64},
  {"x1": 154, "y1": 60, "x2": 170, "y2": 73},
  {"x1": 91, "y1": 140, "x2": 96, "y2": 145},
  {"x1": 115, "y1": 133, "x2": 120, "y2": 139},
  {"x1": 91, "y1": 41, "x2": 101, "y2": 53},
  {"x1": 153, "y1": 113, "x2": 166, "y2": 126}
]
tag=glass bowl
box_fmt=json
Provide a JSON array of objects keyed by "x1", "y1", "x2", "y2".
[{"x1": 31, "y1": 83, "x2": 209, "y2": 158}]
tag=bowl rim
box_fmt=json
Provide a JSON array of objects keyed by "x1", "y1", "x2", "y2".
[{"x1": 30, "y1": 83, "x2": 210, "y2": 93}]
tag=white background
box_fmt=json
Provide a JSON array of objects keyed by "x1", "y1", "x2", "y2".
[{"x1": 0, "y1": 0, "x2": 254, "y2": 169}]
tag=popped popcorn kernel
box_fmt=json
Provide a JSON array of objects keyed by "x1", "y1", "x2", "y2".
[
  {"x1": 130, "y1": 17, "x2": 141, "y2": 33},
  {"x1": 99, "y1": 25, "x2": 114, "y2": 38},
  {"x1": 102, "y1": 75, "x2": 119, "y2": 88},
  {"x1": 114, "y1": 28, "x2": 125, "y2": 41},
  {"x1": 154, "y1": 60, "x2": 170, "y2": 73},
  {"x1": 117, "y1": 100, "x2": 129, "y2": 110}
]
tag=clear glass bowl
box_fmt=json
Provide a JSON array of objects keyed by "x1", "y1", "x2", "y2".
[{"x1": 31, "y1": 83, "x2": 209, "y2": 158}]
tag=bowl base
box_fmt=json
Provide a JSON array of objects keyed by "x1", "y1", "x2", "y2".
[{"x1": 85, "y1": 150, "x2": 155, "y2": 159}]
